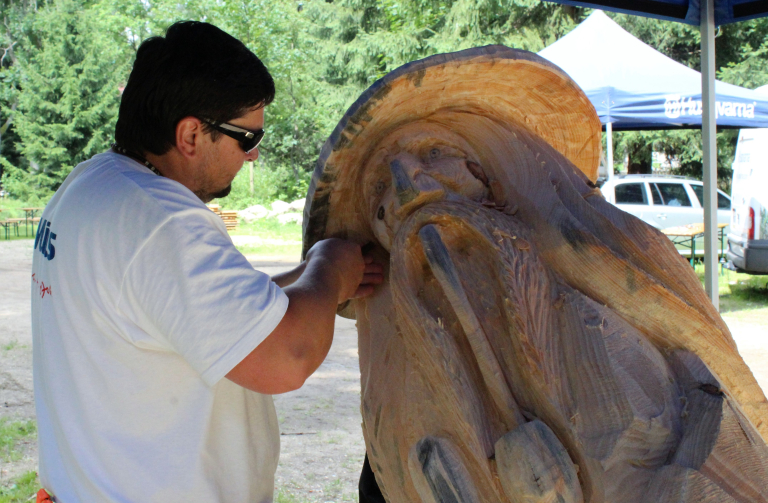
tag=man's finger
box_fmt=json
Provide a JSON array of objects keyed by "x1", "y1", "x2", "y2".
[
  {"x1": 361, "y1": 272, "x2": 384, "y2": 285},
  {"x1": 353, "y1": 284, "x2": 377, "y2": 298},
  {"x1": 363, "y1": 262, "x2": 384, "y2": 274}
]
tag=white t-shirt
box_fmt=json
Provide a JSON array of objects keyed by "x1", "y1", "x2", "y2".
[{"x1": 31, "y1": 152, "x2": 289, "y2": 502}]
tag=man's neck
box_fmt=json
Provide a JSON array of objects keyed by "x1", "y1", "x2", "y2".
[{"x1": 146, "y1": 151, "x2": 192, "y2": 187}]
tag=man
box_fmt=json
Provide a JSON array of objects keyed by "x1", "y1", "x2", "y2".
[{"x1": 31, "y1": 21, "x2": 381, "y2": 502}]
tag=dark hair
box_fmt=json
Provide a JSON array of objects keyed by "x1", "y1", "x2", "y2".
[{"x1": 115, "y1": 21, "x2": 275, "y2": 156}]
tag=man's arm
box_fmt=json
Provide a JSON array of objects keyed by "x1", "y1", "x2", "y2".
[
  {"x1": 271, "y1": 262, "x2": 307, "y2": 288},
  {"x1": 226, "y1": 239, "x2": 382, "y2": 394}
]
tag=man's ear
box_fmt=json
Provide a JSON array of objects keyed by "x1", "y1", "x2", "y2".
[{"x1": 175, "y1": 116, "x2": 204, "y2": 159}]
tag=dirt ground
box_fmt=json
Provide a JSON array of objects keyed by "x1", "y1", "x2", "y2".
[{"x1": 2, "y1": 238, "x2": 767, "y2": 501}]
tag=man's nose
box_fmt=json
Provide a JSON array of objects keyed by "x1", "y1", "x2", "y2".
[{"x1": 245, "y1": 148, "x2": 260, "y2": 162}]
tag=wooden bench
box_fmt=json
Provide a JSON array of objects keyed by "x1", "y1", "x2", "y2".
[
  {"x1": 220, "y1": 210, "x2": 239, "y2": 232},
  {"x1": 206, "y1": 205, "x2": 238, "y2": 232}
]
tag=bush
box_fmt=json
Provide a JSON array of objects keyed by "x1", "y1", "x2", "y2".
[
  {"x1": 0, "y1": 194, "x2": 50, "y2": 219},
  {"x1": 0, "y1": 157, "x2": 54, "y2": 204},
  {"x1": 213, "y1": 160, "x2": 311, "y2": 210}
]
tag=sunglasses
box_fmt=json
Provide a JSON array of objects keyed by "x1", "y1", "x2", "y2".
[{"x1": 202, "y1": 119, "x2": 265, "y2": 154}]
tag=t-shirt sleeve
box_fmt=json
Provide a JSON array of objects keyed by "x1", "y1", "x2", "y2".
[{"x1": 118, "y1": 208, "x2": 289, "y2": 386}]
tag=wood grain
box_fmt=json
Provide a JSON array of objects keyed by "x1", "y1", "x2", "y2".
[{"x1": 305, "y1": 46, "x2": 768, "y2": 502}]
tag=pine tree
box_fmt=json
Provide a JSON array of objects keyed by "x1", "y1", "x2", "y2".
[
  {"x1": 11, "y1": 0, "x2": 131, "y2": 195},
  {"x1": 0, "y1": 0, "x2": 35, "y2": 186}
]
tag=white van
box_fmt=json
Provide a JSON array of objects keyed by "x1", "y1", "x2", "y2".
[{"x1": 726, "y1": 126, "x2": 768, "y2": 274}]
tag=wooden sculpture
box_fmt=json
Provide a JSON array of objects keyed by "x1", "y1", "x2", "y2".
[{"x1": 302, "y1": 46, "x2": 768, "y2": 502}]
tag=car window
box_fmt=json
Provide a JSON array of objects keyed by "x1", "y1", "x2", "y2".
[
  {"x1": 690, "y1": 184, "x2": 703, "y2": 206},
  {"x1": 691, "y1": 184, "x2": 731, "y2": 209},
  {"x1": 654, "y1": 183, "x2": 691, "y2": 207},
  {"x1": 718, "y1": 193, "x2": 730, "y2": 209},
  {"x1": 650, "y1": 184, "x2": 663, "y2": 205},
  {"x1": 615, "y1": 183, "x2": 647, "y2": 205}
]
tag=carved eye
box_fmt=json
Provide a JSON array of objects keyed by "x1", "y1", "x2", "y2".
[
  {"x1": 377, "y1": 206, "x2": 385, "y2": 220},
  {"x1": 375, "y1": 181, "x2": 386, "y2": 194},
  {"x1": 429, "y1": 148, "x2": 440, "y2": 159}
]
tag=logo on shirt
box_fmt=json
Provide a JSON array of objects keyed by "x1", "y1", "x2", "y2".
[
  {"x1": 34, "y1": 218, "x2": 57, "y2": 260},
  {"x1": 31, "y1": 273, "x2": 52, "y2": 298}
]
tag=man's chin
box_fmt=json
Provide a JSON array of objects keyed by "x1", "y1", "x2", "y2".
[
  {"x1": 198, "y1": 184, "x2": 232, "y2": 203},
  {"x1": 211, "y1": 184, "x2": 232, "y2": 200}
]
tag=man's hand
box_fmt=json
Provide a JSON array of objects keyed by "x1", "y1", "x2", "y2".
[
  {"x1": 227, "y1": 238, "x2": 383, "y2": 394},
  {"x1": 305, "y1": 239, "x2": 383, "y2": 303}
]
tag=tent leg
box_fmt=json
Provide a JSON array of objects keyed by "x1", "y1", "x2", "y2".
[
  {"x1": 701, "y1": 0, "x2": 719, "y2": 310},
  {"x1": 606, "y1": 122, "x2": 614, "y2": 181}
]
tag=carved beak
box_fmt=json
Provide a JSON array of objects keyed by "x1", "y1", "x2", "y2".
[
  {"x1": 390, "y1": 159, "x2": 420, "y2": 206},
  {"x1": 389, "y1": 155, "x2": 446, "y2": 216}
]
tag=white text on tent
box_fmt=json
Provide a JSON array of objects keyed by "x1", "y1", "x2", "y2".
[{"x1": 665, "y1": 95, "x2": 756, "y2": 120}]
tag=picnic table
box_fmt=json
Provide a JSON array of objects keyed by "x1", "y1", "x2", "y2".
[
  {"x1": 0, "y1": 207, "x2": 43, "y2": 239},
  {"x1": 21, "y1": 207, "x2": 43, "y2": 236},
  {"x1": 661, "y1": 222, "x2": 728, "y2": 266},
  {"x1": 0, "y1": 209, "x2": 19, "y2": 240}
]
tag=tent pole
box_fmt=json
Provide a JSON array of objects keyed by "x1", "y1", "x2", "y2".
[
  {"x1": 606, "y1": 122, "x2": 614, "y2": 181},
  {"x1": 701, "y1": 0, "x2": 719, "y2": 310}
]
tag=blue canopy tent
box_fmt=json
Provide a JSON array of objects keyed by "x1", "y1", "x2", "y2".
[
  {"x1": 542, "y1": 0, "x2": 768, "y2": 309},
  {"x1": 545, "y1": 0, "x2": 768, "y2": 25},
  {"x1": 538, "y1": 10, "x2": 768, "y2": 180},
  {"x1": 538, "y1": 11, "x2": 768, "y2": 131}
]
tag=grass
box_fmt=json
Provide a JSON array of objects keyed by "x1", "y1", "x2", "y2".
[
  {"x1": 323, "y1": 478, "x2": 344, "y2": 499},
  {"x1": 2, "y1": 341, "x2": 19, "y2": 352},
  {"x1": 0, "y1": 221, "x2": 37, "y2": 242},
  {"x1": 0, "y1": 471, "x2": 39, "y2": 503},
  {"x1": 230, "y1": 219, "x2": 303, "y2": 258},
  {"x1": 275, "y1": 488, "x2": 313, "y2": 503},
  {"x1": 0, "y1": 229, "x2": 35, "y2": 242},
  {"x1": 229, "y1": 219, "x2": 302, "y2": 240},
  {"x1": 0, "y1": 212, "x2": 305, "y2": 255},
  {"x1": 692, "y1": 263, "x2": 768, "y2": 318},
  {"x1": 341, "y1": 456, "x2": 361, "y2": 471},
  {"x1": 235, "y1": 242, "x2": 302, "y2": 259},
  {"x1": 0, "y1": 418, "x2": 37, "y2": 463}
]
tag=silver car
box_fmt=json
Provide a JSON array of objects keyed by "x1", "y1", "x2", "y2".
[{"x1": 600, "y1": 175, "x2": 731, "y2": 230}]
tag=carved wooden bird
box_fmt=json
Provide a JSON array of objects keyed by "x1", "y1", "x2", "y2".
[{"x1": 302, "y1": 46, "x2": 768, "y2": 502}]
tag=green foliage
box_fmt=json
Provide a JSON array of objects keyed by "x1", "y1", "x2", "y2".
[
  {"x1": 0, "y1": 0, "x2": 33, "y2": 181},
  {"x1": 213, "y1": 160, "x2": 310, "y2": 210},
  {"x1": 10, "y1": 0, "x2": 131, "y2": 196},
  {"x1": 0, "y1": 66, "x2": 22, "y2": 171},
  {"x1": 717, "y1": 18, "x2": 768, "y2": 89},
  {"x1": 306, "y1": 0, "x2": 585, "y2": 87},
  {"x1": 613, "y1": 129, "x2": 737, "y2": 191},
  {"x1": 0, "y1": 471, "x2": 39, "y2": 503},
  {"x1": 0, "y1": 190, "x2": 49, "y2": 216},
  {"x1": 0, "y1": 0, "x2": 767, "y2": 202},
  {"x1": 614, "y1": 14, "x2": 702, "y2": 70},
  {"x1": 0, "y1": 156, "x2": 53, "y2": 202}
]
